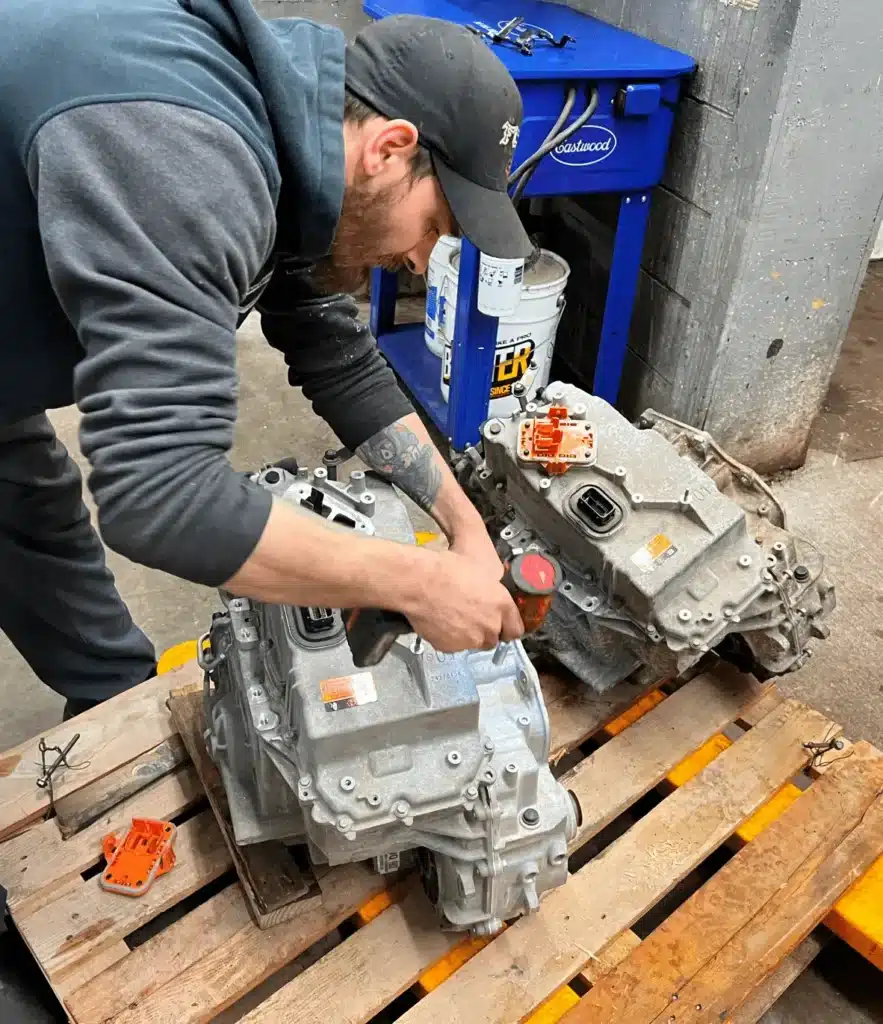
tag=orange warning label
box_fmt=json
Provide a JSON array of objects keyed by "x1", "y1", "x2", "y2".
[
  {"x1": 320, "y1": 672, "x2": 377, "y2": 712},
  {"x1": 631, "y1": 533, "x2": 678, "y2": 573}
]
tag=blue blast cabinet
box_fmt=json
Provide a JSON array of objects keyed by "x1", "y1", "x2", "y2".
[{"x1": 366, "y1": 0, "x2": 695, "y2": 449}]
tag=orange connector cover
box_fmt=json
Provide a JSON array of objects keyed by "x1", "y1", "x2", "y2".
[
  {"x1": 100, "y1": 818, "x2": 177, "y2": 897},
  {"x1": 518, "y1": 407, "x2": 595, "y2": 475}
]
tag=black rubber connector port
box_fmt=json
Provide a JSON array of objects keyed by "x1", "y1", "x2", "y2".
[
  {"x1": 302, "y1": 607, "x2": 335, "y2": 635},
  {"x1": 793, "y1": 564, "x2": 810, "y2": 582},
  {"x1": 574, "y1": 485, "x2": 622, "y2": 534},
  {"x1": 263, "y1": 470, "x2": 280, "y2": 484}
]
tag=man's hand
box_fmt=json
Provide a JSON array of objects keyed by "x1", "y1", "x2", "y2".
[
  {"x1": 353, "y1": 414, "x2": 523, "y2": 650},
  {"x1": 402, "y1": 550, "x2": 523, "y2": 652}
]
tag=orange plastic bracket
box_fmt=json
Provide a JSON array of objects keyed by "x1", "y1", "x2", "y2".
[{"x1": 100, "y1": 817, "x2": 177, "y2": 897}]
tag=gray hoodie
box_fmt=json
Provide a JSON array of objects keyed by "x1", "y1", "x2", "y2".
[{"x1": 0, "y1": 0, "x2": 412, "y2": 584}]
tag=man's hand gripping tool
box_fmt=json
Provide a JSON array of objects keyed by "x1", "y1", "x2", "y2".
[{"x1": 343, "y1": 552, "x2": 562, "y2": 668}]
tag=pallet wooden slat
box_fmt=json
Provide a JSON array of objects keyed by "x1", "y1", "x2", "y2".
[
  {"x1": 724, "y1": 932, "x2": 828, "y2": 1024},
  {"x1": 55, "y1": 938, "x2": 130, "y2": 1001},
  {"x1": 563, "y1": 666, "x2": 764, "y2": 851},
  {"x1": 0, "y1": 665, "x2": 199, "y2": 841},
  {"x1": 54, "y1": 735, "x2": 188, "y2": 839},
  {"x1": 73, "y1": 864, "x2": 389, "y2": 1024},
  {"x1": 541, "y1": 670, "x2": 661, "y2": 762},
  {"x1": 536, "y1": 931, "x2": 643, "y2": 1024},
  {"x1": 240, "y1": 885, "x2": 458, "y2": 1024},
  {"x1": 394, "y1": 700, "x2": 834, "y2": 1024},
  {"x1": 65, "y1": 884, "x2": 251, "y2": 1024},
  {"x1": 238, "y1": 891, "x2": 647, "y2": 1024},
  {"x1": 648, "y1": 787, "x2": 883, "y2": 1022},
  {"x1": 735, "y1": 686, "x2": 783, "y2": 728},
  {"x1": 577, "y1": 929, "x2": 643, "y2": 983},
  {"x1": 560, "y1": 742, "x2": 883, "y2": 1023}
]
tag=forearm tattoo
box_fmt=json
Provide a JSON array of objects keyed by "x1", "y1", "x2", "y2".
[{"x1": 356, "y1": 422, "x2": 442, "y2": 514}]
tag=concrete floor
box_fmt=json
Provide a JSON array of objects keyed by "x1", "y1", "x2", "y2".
[{"x1": 2, "y1": 268, "x2": 882, "y2": 1018}]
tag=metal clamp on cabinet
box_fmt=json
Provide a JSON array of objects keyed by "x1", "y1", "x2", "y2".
[{"x1": 467, "y1": 16, "x2": 575, "y2": 55}]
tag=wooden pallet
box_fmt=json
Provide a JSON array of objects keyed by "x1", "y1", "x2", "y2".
[{"x1": 1, "y1": 659, "x2": 882, "y2": 1024}]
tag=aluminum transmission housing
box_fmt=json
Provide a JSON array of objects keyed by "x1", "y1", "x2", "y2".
[
  {"x1": 457, "y1": 381, "x2": 834, "y2": 693},
  {"x1": 203, "y1": 464, "x2": 576, "y2": 935}
]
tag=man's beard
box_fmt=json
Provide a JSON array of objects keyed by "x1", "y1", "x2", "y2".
[{"x1": 312, "y1": 177, "x2": 410, "y2": 294}]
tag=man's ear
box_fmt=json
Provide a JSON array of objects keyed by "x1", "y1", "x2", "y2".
[{"x1": 361, "y1": 118, "x2": 419, "y2": 178}]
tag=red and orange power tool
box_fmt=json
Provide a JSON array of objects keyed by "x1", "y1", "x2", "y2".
[
  {"x1": 500, "y1": 551, "x2": 562, "y2": 632},
  {"x1": 493, "y1": 551, "x2": 562, "y2": 663}
]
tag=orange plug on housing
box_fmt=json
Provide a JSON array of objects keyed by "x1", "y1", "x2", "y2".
[{"x1": 518, "y1": 405, "x2": 595, "y2": 475}]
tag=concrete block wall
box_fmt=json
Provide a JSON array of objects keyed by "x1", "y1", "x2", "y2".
[{"x1": 565, "y1": 0, "x2": 883, "y2": 470}]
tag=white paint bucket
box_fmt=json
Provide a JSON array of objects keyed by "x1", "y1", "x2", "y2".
[
  {"x1": 424, "y1": 236, "x2": 460, "y2": 358},
  {"x1": 439, "y1": 249, "x2": 570, "y2": 417}
]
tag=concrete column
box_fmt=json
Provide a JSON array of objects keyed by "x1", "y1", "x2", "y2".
[{"x1": 565, "y1": 0, "x2": 883, "y2": 471}]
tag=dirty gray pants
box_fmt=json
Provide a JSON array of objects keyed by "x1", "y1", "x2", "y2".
[{"x1": 0, "y1": 414, "x2": 156, "y2": 702}]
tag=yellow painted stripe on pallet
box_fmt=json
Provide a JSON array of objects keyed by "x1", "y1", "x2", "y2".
[
  {"x1": 601, "y1": 689, "x2": 666, "y2": 737},
  {"x1": 666, "y1": 733, "x2": 733, "y2": 787},
  {"x1": 524, "y1": 984, "x2": 581, "y2": 1022},
  {"x1": 735, "y1": 783, "x2": 803, "y2": 844},
  {"x1": 354, "y1": 889, "x2": 397, "y2": 926},
  {"x1": 825, "y1": 855, "x2": 883, "y2": 970},
  {"x1": 416, "y1": 933, "x2": 495, "y2": 993}
]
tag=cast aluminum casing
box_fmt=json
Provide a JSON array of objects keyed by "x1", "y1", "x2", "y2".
[
  {"x1": 203, "y1": 465, "x2": 576, "y2": 935},
  {"x1": 460, "y1": 381, "x2": 834, "y2": 692}
]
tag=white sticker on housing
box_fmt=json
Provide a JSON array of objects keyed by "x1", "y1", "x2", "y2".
[{"x1": 477, "y1": 253, "x2": 524, "y2": 317}]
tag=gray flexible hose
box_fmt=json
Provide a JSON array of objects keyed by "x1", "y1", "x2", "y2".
[
  {"x1": 508, "y1": 87, "x2": 576, "y2": 186},
  {"x1": 508, "y1": 86, "x2": 600, "y2": 205}
]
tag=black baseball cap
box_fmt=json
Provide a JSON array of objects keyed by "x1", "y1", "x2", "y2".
[{"x1": 345, "y1": 15, "x2": 533, "y2": 259}]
